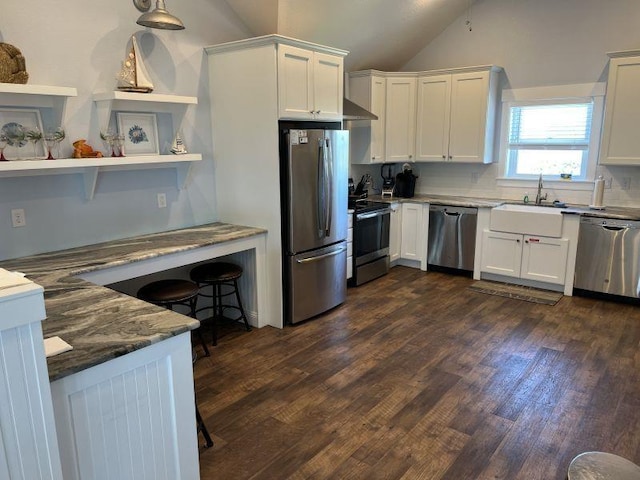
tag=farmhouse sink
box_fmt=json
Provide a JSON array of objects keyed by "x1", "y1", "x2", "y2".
[{"x1": 490, "y1": 203, "x2": 564, "y2": 237}]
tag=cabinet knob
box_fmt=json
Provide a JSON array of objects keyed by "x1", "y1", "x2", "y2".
[
  {"x1": 442, "y1": 155, "x2": 446, "y2": 159},
  {"x1": 448, "y1": 155, "x2": 452, "y2": 160},
  {"x1": 525, "y1": 240, "x2": 529, "y2": 243},
  {"x1": 516, "y1": 239, "x2": 520, "y2": 243},
  {"x1": 409, "y1": 155, "x2": 413, "y2": 159}
]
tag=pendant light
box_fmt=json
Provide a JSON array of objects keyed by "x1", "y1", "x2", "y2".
[{"x1": 133, "y1": 0, "x2": 185, "y2": 30}]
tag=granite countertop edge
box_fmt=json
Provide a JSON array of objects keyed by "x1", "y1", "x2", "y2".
[
  {"x1": 0, "y1": 222, "x2": 267, "y2": 381},
  {"x1": 366, "y1": 194, "x2": 640, "y2": 220}
]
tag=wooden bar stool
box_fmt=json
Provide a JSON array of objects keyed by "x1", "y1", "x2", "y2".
[
  {"x1": 190, "y1": 262, "x2": 251, "y2": 346},
  {"x1": 137, "y1": 279, "x2": 210, "y2": 357}
]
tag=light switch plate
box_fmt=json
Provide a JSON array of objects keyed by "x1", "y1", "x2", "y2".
[{"x1": 157, "y1": 193, "x2": 167, "y2": 208}]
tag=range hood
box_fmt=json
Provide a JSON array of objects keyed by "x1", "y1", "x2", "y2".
[{"x1": 343, "y1": 98, "x2": 378, "y2": 121}]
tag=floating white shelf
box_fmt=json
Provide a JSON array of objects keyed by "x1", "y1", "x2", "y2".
[
  {"x1": 0, "y1": 154, "x2": 202, "y2": 200},
  {"x1": 0, "y1": 86, "x2": 201, "y2": 199},
  {"x1": 92, "y1": 91, "x2": 198, "y2": 133},
  {"x1": 0, "y1": 83, "x2": 78, "y2": 127}
]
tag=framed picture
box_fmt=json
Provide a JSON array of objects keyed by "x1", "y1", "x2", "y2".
[
  {"x1": 117, "y1": 112, "x2": 159, "y2": 156},
  {"x1": 0, "y1": 108, "x2": 46, "y2": 160}
]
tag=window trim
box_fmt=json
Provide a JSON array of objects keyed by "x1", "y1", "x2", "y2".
[{"x1": 498, "y1": 83, "x2": 605, "y2": 185}]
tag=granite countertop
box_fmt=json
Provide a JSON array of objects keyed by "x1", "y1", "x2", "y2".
[
  {"x1": 0, "y1": 222, "x2": 266, "y2": 381},
  {"x1": 367, "y1": 194, "x2": 640, "y2": 220},
  {"x1": 368, "y1": 194, "x2": 505, "y2": 208}
]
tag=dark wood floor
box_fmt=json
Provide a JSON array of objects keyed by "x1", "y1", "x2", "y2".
[{"x1": 194, "y1": 266, "x2": 640, "y2": 479}]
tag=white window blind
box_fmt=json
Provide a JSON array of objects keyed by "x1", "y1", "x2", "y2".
[{"x1": 505, "y1": 101, "x2": 594, "y2": 179}]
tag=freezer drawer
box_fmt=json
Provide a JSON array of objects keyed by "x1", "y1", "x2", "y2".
[
  {"x1": 574, "y1": 217, "x2": 640, "y2": 297},
  {"x1": 286, "y1": 242, "x2": 347, "y2": 324}
]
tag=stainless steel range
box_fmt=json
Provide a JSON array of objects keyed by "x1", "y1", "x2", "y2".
[{"x1": 348, "y1": 200, "x2": 390, "y2": 286}]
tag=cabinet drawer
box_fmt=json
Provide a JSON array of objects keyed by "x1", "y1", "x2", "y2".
[
  {"x1": 346, "y1": 256, "x2": 353, "y2": 279},
  {"x1": 347, "y1": 228, "x2": 353, "y2": 242},
  {"x1": 347, "y1": 241, "x2": 353, "y2": 257}
]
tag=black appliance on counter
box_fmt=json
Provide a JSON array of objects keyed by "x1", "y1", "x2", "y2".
[
  {"x1": 395, "y1": 165, "x2": 417, "y2": 198},
  {"x1": 381, "y1": 164, "x2": 395, "y2": 197},
  {"x1": 348, "y1": 199, "x2": 391, "y2": 286}
]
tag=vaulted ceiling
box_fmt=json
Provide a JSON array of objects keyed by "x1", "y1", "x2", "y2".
[{"x1": 223, "y1": 0, "x2": 474, "y2": 71}]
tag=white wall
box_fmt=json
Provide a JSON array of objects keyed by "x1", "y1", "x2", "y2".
[
  {"x1": 0, "y1": 0, "x2": 251, "y2": 260},
  {"x1": 357, "y1": 0, "x2": 640, "y2": 207}
]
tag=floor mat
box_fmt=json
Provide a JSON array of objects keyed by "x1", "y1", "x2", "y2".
[{"x1": 468, "y1": 280, "x2": 563, "y2": 305}]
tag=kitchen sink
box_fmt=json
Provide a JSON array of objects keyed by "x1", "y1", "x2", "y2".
[{"x1": 490, "y1": 203, "x2": 564, "y2": 237}]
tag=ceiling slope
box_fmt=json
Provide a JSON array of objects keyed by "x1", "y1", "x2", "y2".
[{"x1": 224, "y1": 0, "x2": 474, "y2": 71}]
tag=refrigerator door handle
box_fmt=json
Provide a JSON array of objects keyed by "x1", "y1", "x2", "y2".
[
  {"x1": 317, "y1": 138, "x2": 326, "y2": 238},
  {"x1": 324, "y1": 137, "x2": 332, "y2": 236},
  {"x1": 296, "y1": 245, "x2": 347, "y2": 264}
]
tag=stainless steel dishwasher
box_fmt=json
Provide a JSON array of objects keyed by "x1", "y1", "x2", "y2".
[
  {"x1": 574, "y1": 216, "x2": 640, "y2": 298},
  {"x1": 427, "y1": 205, "x2": 477, "y2": 272}
]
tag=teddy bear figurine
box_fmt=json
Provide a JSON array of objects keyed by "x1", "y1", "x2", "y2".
[{"x1": 0, "y1": 43, "x2": 29, "y2": 84}]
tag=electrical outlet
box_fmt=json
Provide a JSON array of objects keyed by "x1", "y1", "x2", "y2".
[
  {"x1": 621, "y1": 177, "x2": 631, "y2": 190},
  {"x1": 604, "y1": 177, "x2": 612, "y2": 189},
  {"x1": 471, "y1": 172, "x2": 479, "y2": 184},
  {"x1": 157, "y1": 193, "x2": 167, "y2": 208},
  {"x1": 11, "y1": 208, "x2": 26, "y2": 227}
]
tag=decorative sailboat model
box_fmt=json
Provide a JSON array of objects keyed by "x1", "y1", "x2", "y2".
[
  {"x1": 170, "y1": 132, "x2": 188, "y2": 154},
  {"x1": 116, "y1": 35, "x2": 154, "y2": 93}
]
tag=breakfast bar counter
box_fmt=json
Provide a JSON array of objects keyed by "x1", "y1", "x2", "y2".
[
  {"x1": 0, "y1": 222, "x2": 267, "y2": 381},
  {"x1": 0, "y1": 222, "x2": 267, "y2": 480}
]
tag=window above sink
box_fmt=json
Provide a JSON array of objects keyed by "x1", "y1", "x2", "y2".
[{"x1": 498, "y1": 83, "x2": 605, "y2": 184}]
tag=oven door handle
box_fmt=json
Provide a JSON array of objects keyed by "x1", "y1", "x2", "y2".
[
  {"x1": 296, "y1": 245, "x2": 346, "y2": 264},
  {"x1": 356, "y1": 209, "x2": 390, "y2": 220}
]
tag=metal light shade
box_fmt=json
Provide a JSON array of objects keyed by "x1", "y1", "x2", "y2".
[{"x1": 136, "y1": 0, "x2": 185, "y2": 30}]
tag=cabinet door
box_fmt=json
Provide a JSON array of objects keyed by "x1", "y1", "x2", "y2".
[
  {"x1": 348, "y1": 74, "x2": 386, "y2": 164},
  {"x1": 400, "y1": 202, "x2": 424, "y2": 261},
  {"x1": 370, "y1": 76, "x2": 387, "y2": 162},
  {"x1": 389, "y1": 202, "x2": 402, "y2": 262},
  {"x1": 415, "y1": 74, "x2": 451, "y2": 162},
  {"x1": 600, "y1": 55, "x2": 640, "y2": 165},
  {"x1": 385, "y1": 76, "x2": 416, "y2": 162},
  {"x1": 448, "y1": 71, "x2": 491, "y2": 163},
  {"x1": 480, "y1": 230, "x2": 522, "y2": 277},
  {"x1": 521, "y1": 236, "x2": 569, "y2": 285},
  {"x1": 313, "y1": 52, "x2": 343, "y2": 121},
  {"x1": 278, "y1": 44, "x2": 314, "y2": 119}
]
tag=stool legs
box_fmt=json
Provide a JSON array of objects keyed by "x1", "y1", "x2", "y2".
[
  {"x1": 196, "y1": 405, "x2": 214, "y2": 448},
  {"x1": 232, "y1": 279, "x2": 251, "y2": 332}
]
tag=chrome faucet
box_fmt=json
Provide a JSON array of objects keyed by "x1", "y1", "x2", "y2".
[{"x1": 535, "y1": 173, "x2": 548, "y2": 205}]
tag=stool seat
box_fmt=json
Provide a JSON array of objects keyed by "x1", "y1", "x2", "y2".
[
  {"x1": 190, "y1": 262, "x2": 251, "y2": 346},
  {"x1": 138, "y1": 279, "x2": 199, "y2": 304},
  {"x1": 190, "y1": 262, "x2": 242, "y2": 283},
  {"x1": 568, "y1": 452, "x2": 640, "y2": 480},
  {"x1": 137, "y1": 279, "x2": 209, "y2": 358}
]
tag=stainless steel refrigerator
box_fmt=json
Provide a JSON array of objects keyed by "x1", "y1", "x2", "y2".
[{"x1": 280, "y1": 123, "x2": 348, "y2": 324}]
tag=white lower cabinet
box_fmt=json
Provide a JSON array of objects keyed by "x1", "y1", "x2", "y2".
[
  {"x1": 389, "y1": 202, "x2": 402, "y2": 263},
  {"x1": 481, "y1": 230, "x2": 569, "y2": 285},
  {"x1": 520, "y1": 236, "x2": 569, "y2": 284},
  {"x1": 400, "y1": 203, "x2": 426, "y2": 263}
]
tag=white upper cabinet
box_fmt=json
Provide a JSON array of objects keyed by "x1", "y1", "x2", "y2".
[
  {"x1": 348, "y1": 72, "x2": 386, "y2": 164},
  {"x1": 348, "y1": 65, "x2": 500, "y2": 165},
  {"x1": 415, "y1": 74, "x2": 451, "y2": 162},
  {"x1": 385, "y1": 75, "x2": 416, "y2": 163},
  {"x1": 415, "y1": 67, "x2": 500, "y2": 164},
  {"x1": 599, "y1": 51, "x2": 640, "y2": 165},
  {"x1": 278, "y1": 44, "x2": 344, "y2": 121}
]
